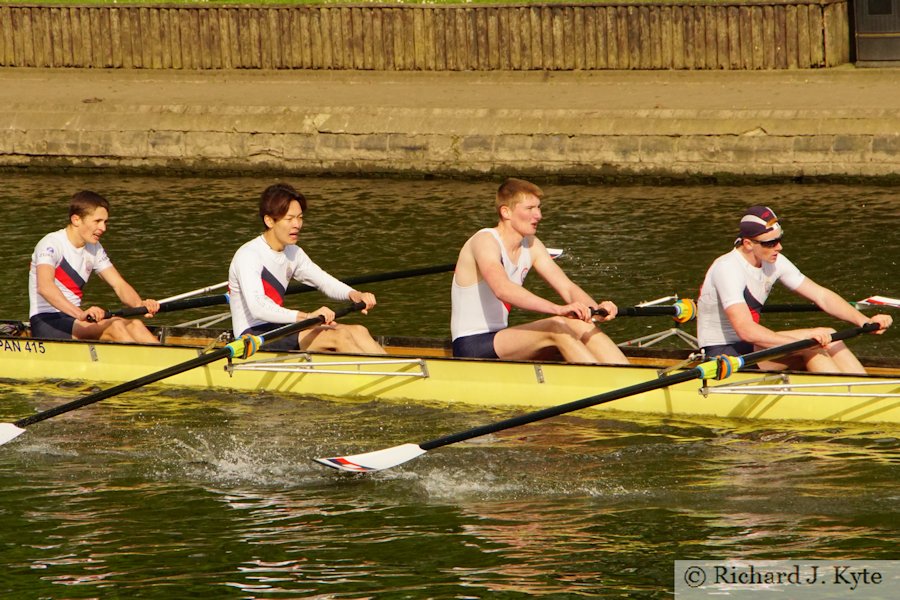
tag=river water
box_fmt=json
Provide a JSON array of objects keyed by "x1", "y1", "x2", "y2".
[{"x1": 0, "y1": 173, "x2": 897, "y2": 598}]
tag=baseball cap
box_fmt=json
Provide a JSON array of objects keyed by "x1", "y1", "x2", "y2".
[{"x1": 739, "y1": 205, "x2": 781, "y2": 239}]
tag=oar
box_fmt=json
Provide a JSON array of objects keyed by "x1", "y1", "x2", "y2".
[
  {"x1": 158, "y1": 281, "x2": 229, "y2": 303},
  {"x1": 591, "y1": 295, "x2": 897, "y2": 321},
  {"x1": 0, "y1": 302, "x2": 366, "y2": 447},
  {"x1": 313, "y1": 323, "x2": 880, "y2": 473},
  {"x1": 103, "y1": 262, "x2": 459, "y2": 319},
  {"x1": 593, "y1": 298, "x2": 696, "y2": 323},
  {"x1": 761, "y1": 295, "x2": 899, "y2": 313},
  {"x1": 101, "y1": 250, "x2": 565, "y2": 320}
]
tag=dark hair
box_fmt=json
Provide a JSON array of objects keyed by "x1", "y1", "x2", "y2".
[
  {"x1": 69, "y1": 190, "x2": 110, "y2": 220},
  {"x1": 259, "y1": 183, "x2": 307, "y2": 228}
]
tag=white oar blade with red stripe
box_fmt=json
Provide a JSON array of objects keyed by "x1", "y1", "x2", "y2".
[
  {"x1": 314, "y1": 443, "x2": 426, "y2": 473},
  {"x1": 859, "y1": 295, "x2": 900, "y2": 309},
  {"x1": 0, "y1": 424, "x2": 26, "y2": 446}
]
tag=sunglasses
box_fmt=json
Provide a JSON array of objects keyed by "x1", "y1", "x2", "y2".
[{"x1": 750, "y1": 236, "x2": 783, "y2": 249}]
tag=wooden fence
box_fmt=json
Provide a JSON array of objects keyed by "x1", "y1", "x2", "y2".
[{"x1": 0, "y1": 1, "x2": 850, "y2": 70}]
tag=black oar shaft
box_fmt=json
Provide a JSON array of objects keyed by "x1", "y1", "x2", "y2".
[
  {"x1": 14, "y1": 348, "x2": 232, "y2": 427},
  {"x1": 107, "y1": 263, "x2": 456, "y2": 319},
  {"x1": 420, "y1": 368, "x2": 700, "y2": 451},
  {"x1": 738, "y1": 322, "x2": 877, "y2": 364},
  {"x1": 419, "y1": 323, "x2": 877, "y2": 452},
  {"x1": 111, "y1": 294, "x2": 229, "y2": 318},
  {"x1": 15, "y1": 303, "x2": 364, "y2": 429}
]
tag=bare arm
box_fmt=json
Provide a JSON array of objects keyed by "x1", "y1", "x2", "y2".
[
  {"x1": 465, "y1": 233, "x2": 561, "y2": 315},
  {"x1": 724, "y1": 303, "x2": 811, "y2": 348},
  {"x1": 35, "y1": 264, "x2": 91, "y2": 320},
  {"x1": 794, "y1": 278, "x2": 892, "y2": 334},
  {"x1": 97, "y1": 267, "x2": 160, "y2": 316},
  {"x1": 468, "y1": 234, "x2": 598, "y2": 322}
]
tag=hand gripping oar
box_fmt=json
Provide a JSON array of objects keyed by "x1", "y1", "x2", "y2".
[
  {"x1": 99, "y1": 263, "x2": 459, "y2": 320},
  {"x1": 593, "y1": 299, "x2": 696, "y2": 323},
  {"x1": 0, "y1": 302, "x2": 366, "y2": 447},
  {"x1": 313, "y1": 323, "x2": 880, "y2": 473}
]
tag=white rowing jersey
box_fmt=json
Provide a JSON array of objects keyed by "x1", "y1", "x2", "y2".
[
  {"x1": 28, "y1": 229, "x2": 113, "y2": 317},
  {"x1": 228, "y1": 235, "x2": 354, "y2": 336},
  {"x1": 697, "y1": 248, "x2": 805, "y2": 347},
  {"x1": 451, "y1": 228, "x2": 533, "y2": 340}
]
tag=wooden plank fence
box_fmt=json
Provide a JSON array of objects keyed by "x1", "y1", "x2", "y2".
[{"x1": 0, "y1": 1, "x2": 850, "y2": 70}]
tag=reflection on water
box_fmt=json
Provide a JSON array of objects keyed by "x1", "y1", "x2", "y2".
[
  {"x1": 2, "y1": 379, "x2": 898, "y2": 597},
  {"x1": 0, "y1": 174, "x2": 898, "y2": 597}
]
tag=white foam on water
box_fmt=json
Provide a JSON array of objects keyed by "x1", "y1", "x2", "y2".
[{"x1": 159, "y1": 434, "x2": 317, "y2": 487}]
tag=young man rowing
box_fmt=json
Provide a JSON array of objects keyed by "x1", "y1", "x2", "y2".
[
  {"x1": 228, "y1": 183, "x2": 385, "y2": 354},
  {"x1": 28, "y1": 191, "x2": 160, "y2": 343},
  {"x1": 696, "y1": 205, "x2": 892, "y2": 373},
  {"x1": 450, "y1": 178, "x2": 628, "y2": 364}
]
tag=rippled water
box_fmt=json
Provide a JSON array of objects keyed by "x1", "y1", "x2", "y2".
[{"x1": 0, "y1": 174, "x2": 898, "y2": 597}]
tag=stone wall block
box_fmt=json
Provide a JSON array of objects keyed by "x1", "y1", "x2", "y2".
[
  {"x1": 871, "y1": 136, "x2": 900, "y2": 162},
  {"x1": 42, "y1": 130, "x2": 84, "y2": 156},
  {"x1": 493, "y1": 134, "x2": 539, "y2": 162},
  {"x1": 458, "y1": 135, "x2": 495, "y2": 160},
  {"x1": 637, "y1": 136, "x2": 679, "y2": 164},
  {"x1": 246, "y1": 132, "x2": 285, "y2": 160},
  {"x1": 672, "y1": 136, "x2": 723, "y2": 164},
  {"x1": 82, "y1": 130, "x2": 150, "y2": 158},
  {"x1": 831, "y1": 134, "x2": 874, "y2": 163},
  {"x1": 5, "y1": 129, "x2": 48, "y2": 155},
  {"x1": 791, "y1": 135, "x2": 834, "y2": 163},
  {"x1": 146, "y1": 130, "x2": 185, "y2": 157},
  {"x1": 184, "y1": 131, "x2": 234, "y2": 159},
  {"x1": 352, "y1": 134, "x2": 390, "y2": 159},
  {"x1": 315, "y1": 133, "x2": 355, "y2": 160},
  {"x1": 281, "y1": 133, "x2": 318, "y2": 160}
]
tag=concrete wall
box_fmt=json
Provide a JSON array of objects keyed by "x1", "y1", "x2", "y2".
[{"x1": 3, "y1": 69, "x2": 898, "y2": 181}]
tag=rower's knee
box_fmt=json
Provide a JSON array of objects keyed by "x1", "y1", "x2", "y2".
[
  {"x1": 101, "y1": 319, "x2": 131, "y2": 342},
  {"x1": 545, "y1": 316, "x2": 593, "y2": 338}
]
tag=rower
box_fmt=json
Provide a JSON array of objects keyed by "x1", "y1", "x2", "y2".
[
  {"x1": 28, "y1": 191, "x2": 160, "y2": 343},
  {"x1": 227, "y1": 183, "x2": 385, "y2": 354},
  {"x1": 450, "y1": 178, "x2": 628, "y2": 364},
  {"x1": 696, "y1": 205, "x2": 892, "y2": 374}
]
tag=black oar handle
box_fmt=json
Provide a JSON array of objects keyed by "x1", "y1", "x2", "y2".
[
  {"x1": 108, "y1": 294, "x2": 230, "y2": 319},
  {"x1": 14, "y1": 302, "x2": 365, "y2": 429},
  {"x1": 593, "y1": 306, "x2": 677, "y2": 317},
  {"x1": 418, "y1": 323, "x2": 879, "y2": 453}
]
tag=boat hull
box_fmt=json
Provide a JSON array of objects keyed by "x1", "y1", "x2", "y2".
[{"x1": 2, "y1": 335, "x2": 899, "y2": 424}]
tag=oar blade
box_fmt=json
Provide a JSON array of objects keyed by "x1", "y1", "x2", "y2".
[
  {"x1": 860, "y1": 295, "x2": 900, "y2": 309},
  {"x1": 314, "y1": 443, "x2": 426, "y2": 473},
  {"x1": 0, "y1": 423, "x2": 26, "y2": 446}
]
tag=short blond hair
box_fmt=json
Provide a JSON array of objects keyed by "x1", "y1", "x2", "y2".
[{"x1": 496, "y1": 178, "x2": 543, "y2": 216}]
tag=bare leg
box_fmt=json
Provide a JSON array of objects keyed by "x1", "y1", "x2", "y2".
[
  {"x1": 494, "y1": 317, "x2": 628, "y2": 364},
  {"x1": 342, "y1": 323, "x2": 387, "y2": 354},
  {"x1": 299, "y1": 324, "x2": 384, "y2": 354},
  {"x1": 580, "y1": 326, "x2": 629, "y2": 364},
  {"x1": 73, "y1": 318, "x2": 139, "y2": 343},
  {"x1": 124, "y1": 319, "x2": 161, "y2": 344},
  {"x1": 756, "y1": 328, "x2": 865, "y2": 374}
]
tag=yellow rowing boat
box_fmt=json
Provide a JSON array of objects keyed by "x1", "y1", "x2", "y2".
[{"x1": 2, "y1": 321, "x2": 898, "y2": 425}]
